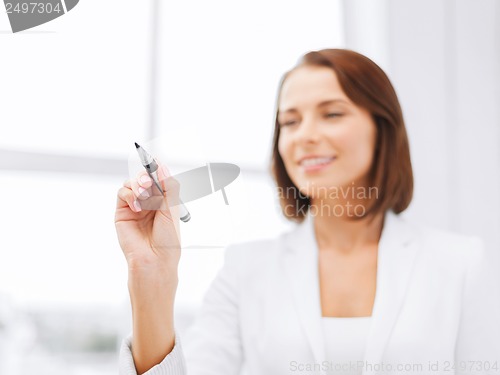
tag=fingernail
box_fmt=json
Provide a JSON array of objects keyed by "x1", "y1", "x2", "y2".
[
  {"x1": 133, "y1": 200, "x2": 142, "y2": 212},
  {"x1": 138, "y1": 187, "x2": 149, "y2": 198},
  {"x1": 139, "y1": 175, "x2": 151, "y2": 184}
]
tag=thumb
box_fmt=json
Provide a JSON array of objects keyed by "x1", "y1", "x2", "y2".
[
  {"x1": 138, "y1": 162, "x2": 180, "y2": 216},
  {"x1": 157, "y1": 161, "x2": 182, "y2": 210},
  {"x1": 157, "y1": 163, "x2": 171, "y2": 191}
]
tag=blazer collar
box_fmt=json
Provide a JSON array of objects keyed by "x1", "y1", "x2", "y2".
[{"x1": 283, "y1": 210, "x2": 419, "y2": 375}]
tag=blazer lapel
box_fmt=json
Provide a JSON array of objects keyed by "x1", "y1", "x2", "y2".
[
  {"x1": 283, "y1": 212, "x2": 327, "y2": 371},
  {"x1": 362, "y1": 211, "x2": 419, "y2": 374},
  {"x1": 283, "y1": 210, "x2": 420, "y2": 375}
]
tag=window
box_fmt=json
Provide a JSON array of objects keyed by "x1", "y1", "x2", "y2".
[{"x1": 0, "y1": 0, "x2": 344, "y2": 373}]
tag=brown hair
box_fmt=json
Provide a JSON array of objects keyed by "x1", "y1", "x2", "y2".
[{"x1": 269, "y1": 48, "x2": 413, "y2": 223}]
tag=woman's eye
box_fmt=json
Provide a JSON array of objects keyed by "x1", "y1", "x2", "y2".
[
  {"x1": 280, "y1": 120, "x2": 297, "y2": 127},
  {"x1": 326, "y1": 113, "x2": 343, "y2": 118}
]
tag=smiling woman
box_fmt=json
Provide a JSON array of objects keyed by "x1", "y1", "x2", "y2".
[
  {"x1": 271, "y1": 49, "x2": 413, "y2": 224},
  {"x1": 117, "y1": 48, "x2": 500, "y2": 375}
]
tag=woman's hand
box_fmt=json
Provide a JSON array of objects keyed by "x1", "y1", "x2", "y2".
[
  {"x1": 114, "y1": 162, "x2": 182, "y2": 274},
  {"x1": 115, "y1": 162, "x2": 181, "y2": 373}
]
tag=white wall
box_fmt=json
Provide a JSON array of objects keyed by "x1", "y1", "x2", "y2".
[{"x1": 342, "y1": 0, "x2": 500, "y2": 264}]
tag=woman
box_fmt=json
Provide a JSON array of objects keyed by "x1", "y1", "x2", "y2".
[{"x1": 115, "y1": 49, "x2": 499, "y2": 375}]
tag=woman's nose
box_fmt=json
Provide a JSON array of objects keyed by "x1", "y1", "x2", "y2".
[{"x1": 295, "y1": 117, "x2": 320, "y2": 143}]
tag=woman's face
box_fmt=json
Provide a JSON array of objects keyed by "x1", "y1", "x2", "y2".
[{"x1": 277, "y1": 65, "x2": 378, "y2": 199}]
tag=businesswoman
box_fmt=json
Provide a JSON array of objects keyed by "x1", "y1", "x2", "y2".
[{"x1": 115, "y1": 49, "x2": 499, "y2": 375}]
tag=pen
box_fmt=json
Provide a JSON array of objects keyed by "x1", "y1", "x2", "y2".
[{"x1": 134, "y1": 142, "x2": 191, "y2": 222}]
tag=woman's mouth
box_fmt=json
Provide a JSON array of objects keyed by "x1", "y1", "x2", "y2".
[{"x1": 299, "y1": 156, "x2": 336, "y2": 172}]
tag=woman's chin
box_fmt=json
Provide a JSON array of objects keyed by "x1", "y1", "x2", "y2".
[{"x1": 298, "y1": 187, "x2": 341, "y2": 200}]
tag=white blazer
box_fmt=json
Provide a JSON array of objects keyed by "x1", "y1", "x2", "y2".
[{"x1": 120, "y1": 210, "x2": 500, "y2": 375}]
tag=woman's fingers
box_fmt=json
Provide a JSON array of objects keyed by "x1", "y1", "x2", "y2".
[
  {"x1": 117, "y1": 163, "x2": 179, "y2": 215},
  {"x1": 117, "y1": 185, "x2": 142, "y2": 213},
  {"x1": 117, "y1": 172, "x2": 153, "y2": 212},
  {"x1": 132, "y1": 172, "x2": 153, "y2": 201}
]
